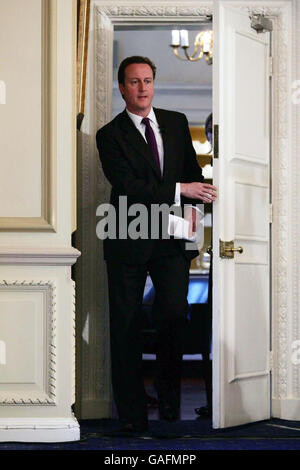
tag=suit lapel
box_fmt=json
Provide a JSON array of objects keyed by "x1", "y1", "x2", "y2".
[{"x1": 120, "y1": 110, "x2": 161, "y2": 179}]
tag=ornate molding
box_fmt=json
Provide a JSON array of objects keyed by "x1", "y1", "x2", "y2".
[
  {"x1": 0, "y1": 0, "x2": 57, "y2": 232},
  {"x1": 239, "y1": 6, "x2": 287, "y2": 17},
  {"x1": 291, "y1": 0, "x2": 300, "y2": 399},
  {"x1": 0, "y1": 281, "x2": 57, "y2": 405},
  {"x1": 96, "y1": 4, "x2": 212, "y2": 18},
  {"x1": 0, "y1": 247, "x2": 81, "y2": 266},
  {"x1": 95, "y1": 11, "x2": 114, "y2": 131},
  {"x1": 273, "y1": 8, "x2": 290, "y2": 400},
  {"x1": 261, "y1": 5, "x2": 290, "y2": 400}
]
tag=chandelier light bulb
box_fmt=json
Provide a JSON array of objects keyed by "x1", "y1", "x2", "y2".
[
  {"x1": 170, "y1": 29, "x2": 213, "y2": 63},
  {"x1": 202, "y1": 31, "x2": 212, "y2": 53},
  {"x1": 171, "y1": 30, "x2": 180, "y2": 46},
  {"x1": 180, "y1": 30, "x2": 189, "y2": 47}
]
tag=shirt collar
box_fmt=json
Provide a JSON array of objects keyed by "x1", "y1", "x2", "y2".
[{"x1": 126, "y1": 107, "x2": 158, "y2": 127}]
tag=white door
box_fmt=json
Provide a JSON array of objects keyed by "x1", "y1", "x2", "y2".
[{"x1": 212, "y1": 1, "x2": 271, "y2": 428}]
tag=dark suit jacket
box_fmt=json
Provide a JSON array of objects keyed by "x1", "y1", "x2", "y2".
[{"x1": 96, "y1": 107, "x2": 204, "y2": 264}]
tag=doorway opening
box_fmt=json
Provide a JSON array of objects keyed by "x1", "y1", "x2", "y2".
[
  {"x1": 77, "y1": 0, "x2": 292, "y2": 425},
  {"x1": 112, "y1": 22, "x2": 213, "y2": 420}
]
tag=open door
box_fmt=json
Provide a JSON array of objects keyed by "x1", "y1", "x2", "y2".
[{"x1": 212, "y1": 1, "x2": 271, "y2": 428}]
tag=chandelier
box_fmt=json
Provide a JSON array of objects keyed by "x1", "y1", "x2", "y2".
[{"x1": 171, "y1": 30, "x2": 213, "y2": 64}]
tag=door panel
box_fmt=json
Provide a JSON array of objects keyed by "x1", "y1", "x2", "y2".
[{"x1": 212, "y1": 1, "x2": 270, "y2": 428}]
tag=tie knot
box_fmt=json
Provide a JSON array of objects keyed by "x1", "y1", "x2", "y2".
[{"x1": 141, "y1": 117, "x2": 150, "y2": 127}]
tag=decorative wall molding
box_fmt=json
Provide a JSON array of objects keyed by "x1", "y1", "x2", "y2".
[
  {"x1": 96, "y1": 4, "x2": 213, "y2": 19},
  {"x1": 0, "y1": 247, "x2": 80, "y2": 265},
  {"x1": 269, "y1": 3, "x2": 291, "y2": 402},
  {"x1": 291, "y1": 0, "x2": 300, "y2": 401},
  {"x1": 0, "y1": 0, "x2": 57, "y2": 232},
  {"x1": 0, "y1": 280, "x2": 57, "y2": 405}
]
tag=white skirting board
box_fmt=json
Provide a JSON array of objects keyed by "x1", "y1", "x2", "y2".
[{"x1": 0, "y1": 418, "x2": 80, "y2": 443}]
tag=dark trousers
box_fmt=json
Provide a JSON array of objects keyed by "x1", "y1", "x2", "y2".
[{"x1": 106, "y1": 249, "x2": 190, "y2": 425}]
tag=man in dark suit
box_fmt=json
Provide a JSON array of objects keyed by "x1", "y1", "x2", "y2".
[{"x1": 96, "y1": 56, "x2": 217, "y2": 432}]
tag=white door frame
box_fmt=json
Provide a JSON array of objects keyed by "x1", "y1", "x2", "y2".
[{"x1": 77, "y1": 0, "x2": 299, "y2": 420}]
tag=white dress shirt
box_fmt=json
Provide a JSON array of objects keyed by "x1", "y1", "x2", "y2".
[
  {"x1": 126, "y1": 108, "x2": 203, "y2": 241},
  {"x1": 126, "y1": 108, "x2": 181, "y2": 205}
]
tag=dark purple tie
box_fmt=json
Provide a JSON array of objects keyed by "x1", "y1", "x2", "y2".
[{"x1": 141, "y1": 117, "x2": 161, "y2": 175}]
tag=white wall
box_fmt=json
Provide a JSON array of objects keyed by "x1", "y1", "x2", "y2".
[{"x1": 0, "y1": 0, "x2": 80, "y2": 442}]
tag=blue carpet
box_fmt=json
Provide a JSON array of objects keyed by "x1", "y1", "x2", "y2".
[
  {"x1": 1, "y1": 438, "x2": 300, "y2": 451},
  {"x1": 81, "y1": 417, "x2": 300, "y2": 439},
  {"x1": 0, "y1": 419, "x2": 300, "y2": 450}
]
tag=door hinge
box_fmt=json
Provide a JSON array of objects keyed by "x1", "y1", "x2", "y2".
[
  {"x1": 269, "y1": 203, "x2": 273, "y2": 223},
  {"x1": 250, "y1": 14, "x2": 273, "y2": 33},
  {"x1": 269, "y1": 56, "x2": 274, "y2": 77},
  {"x1": 213, "y1": 124, "x2": 219, "y2": 159},
  {"x1": 269, "y1": 350, "x2": 273, "y2": 371}
]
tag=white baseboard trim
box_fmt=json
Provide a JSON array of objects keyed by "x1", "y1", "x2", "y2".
[
  {"x1": 272, "y1": 399, "x2": 300, "y2": 421},
  {"x1": 0, "y1": 417, "x2": 80, "y2": 443}
]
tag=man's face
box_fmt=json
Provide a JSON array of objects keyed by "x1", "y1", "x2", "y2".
[{"x1": 119, "y1": 63, "x2": 154, "y2": 116}]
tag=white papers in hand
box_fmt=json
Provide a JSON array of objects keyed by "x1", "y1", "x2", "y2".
[{"x1": 168, "y1": 214, "x2": 196, "y2": 242}]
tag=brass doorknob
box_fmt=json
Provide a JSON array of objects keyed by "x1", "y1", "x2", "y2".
[
  {"x1": 219, "y1": 240, "x2": 244, "y2": 258},
  {"x1": 226, "y1": 246, "x2": 243, "y2": 254}
]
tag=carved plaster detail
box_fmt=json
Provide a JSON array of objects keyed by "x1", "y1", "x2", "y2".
[
  {"x1": 0, "y1": 281, "x2": 57, "y2": 405},
  {"x1": 291, "y1": 0, "x2": 300, "y2": 399},
  {"x1": 97, "y1": 4, "x2": 212, "y2": 18},
  {"x1": 268, "y1": 7, "x2": 290, "y2": 400}
]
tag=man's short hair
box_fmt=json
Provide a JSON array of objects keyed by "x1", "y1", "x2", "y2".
[{"x1": 118, "y1": 56, "x2": 157, "y2": 85}]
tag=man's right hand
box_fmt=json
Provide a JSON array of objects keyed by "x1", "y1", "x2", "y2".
[{"x1": 180, "y1": 182, "x2": 218, "y2": 203}]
